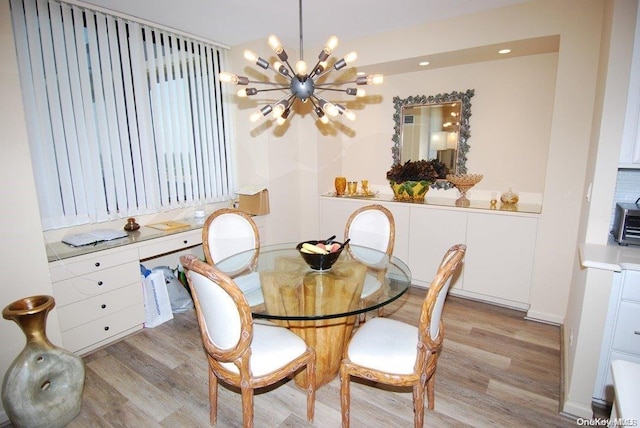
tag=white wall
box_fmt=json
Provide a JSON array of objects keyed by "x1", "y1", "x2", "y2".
[
  {"x1": 562, "y1": 0, "x2": 638, "y2": 418},
  {"x1": 0, "y1": 0, "x2": 62, "y2": 422}
]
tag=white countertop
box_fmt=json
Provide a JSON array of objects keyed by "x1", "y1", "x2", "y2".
[
  {"x1": 579, "y1": 241, "x2": 640, "y2": 272},
  {"x1": 611, "y1": 359, "x2": 640, "y2": 421}
]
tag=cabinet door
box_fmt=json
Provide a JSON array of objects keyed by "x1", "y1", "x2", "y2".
[
  {"x1": 408, "y1": 208, "x2": 467, "y2": 289},
  {"x1": 464, "y1": 213, "x2": 538, "y2": 305}
]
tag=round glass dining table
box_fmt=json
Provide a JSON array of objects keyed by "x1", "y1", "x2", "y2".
[{"x1": 214, "y1": 242, "x2": 412, "y2": 387}]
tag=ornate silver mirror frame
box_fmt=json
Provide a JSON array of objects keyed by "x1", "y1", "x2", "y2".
[{"x1": 392, "y1": 89, "x2": 474, "y2": 188}]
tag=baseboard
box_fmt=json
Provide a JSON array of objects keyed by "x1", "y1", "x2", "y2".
[
  {"x1": 562, "y1": 400, "x2": 593, "y2": 419},
  {"x1": 525, "y1": 309, "x2": 564, "y2": 325}
]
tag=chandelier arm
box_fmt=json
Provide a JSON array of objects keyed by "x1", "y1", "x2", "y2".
[
  {"x1": 315, "y1": 80, "x2": 355, "y2": 87},
  {"x1": 313, "y1": 87, "x2": 348, "y2": 94},
  {"x1": 314, "y1": 67, "x2": 336, "y2": 81},
  {"x1": 253, "y1": 87, "x2": 291, "y2": 93},
  {"x1": 247, "y1": 81, "x2": 289, "y2": 87}
]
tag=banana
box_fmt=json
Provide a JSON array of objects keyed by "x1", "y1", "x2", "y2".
[{"x1": 302, "y1": 242, "x2": 329, "y2": 255}]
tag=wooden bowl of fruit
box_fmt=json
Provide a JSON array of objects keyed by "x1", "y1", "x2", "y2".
[{"x1": 297, "y1": 239, "x2": 348, "y2": 271}]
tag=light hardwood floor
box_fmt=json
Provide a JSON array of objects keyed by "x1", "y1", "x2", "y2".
[{"x1": 36, "y1": 289, "x2": 579, "y2": 427}]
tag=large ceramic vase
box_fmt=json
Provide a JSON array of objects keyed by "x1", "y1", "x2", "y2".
[
  {"x1": 389, "y1": 180, "x2": 430, "y2": 201},
  {"x1": 2, "y1": 295, "x2": 85, "y2": 428}
]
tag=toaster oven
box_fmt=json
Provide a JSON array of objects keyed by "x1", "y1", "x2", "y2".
[{"x1": 612, "y1": 202, "x2": 640, "y2": 246}]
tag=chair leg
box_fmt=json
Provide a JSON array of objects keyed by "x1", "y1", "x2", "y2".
[
  {"x1": 413, "y1": 383, "x2": 425, "y2": 428},
  {"x1": 209, "y1": 368, "x2": 218, "y2": 425},
  {"x1": 306, "y1": 352, "x2": 316, "y2": 422},
  {"x1": 240, "y1": 386, "x2": 254, "y2": 428},
  {"x1": 340, "y1": 364, "x2": 351, "y2": 428},
  {"x1": 426, "y1": 373, "x2": 436, "y2": 410}
]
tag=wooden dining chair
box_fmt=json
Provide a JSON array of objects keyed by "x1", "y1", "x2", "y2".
[
  {"x1": 202, "y1": 208, "x2": 263, "y2": 306},
  {"x1": 344, "y1": 204, "x2": 395, "y2": 322},
  {"x1": 180, "y1": 254, "x2": 316, "y2": 428},
  {"x1": 339, "y1": 244, "x2": 466, "y2": 428}
]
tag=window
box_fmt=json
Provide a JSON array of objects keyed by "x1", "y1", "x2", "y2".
[{"x1": 10, "y1": 0, "x2": 234, "y2": 230}]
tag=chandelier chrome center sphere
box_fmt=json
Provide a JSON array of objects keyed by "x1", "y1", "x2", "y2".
[{"x1": 219, "y1": 0, "x2": 383, "y2": 126}]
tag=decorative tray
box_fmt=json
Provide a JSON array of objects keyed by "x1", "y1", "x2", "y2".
[{"x1": 327, "y1": 191, "x2": 379, "y2": 199}]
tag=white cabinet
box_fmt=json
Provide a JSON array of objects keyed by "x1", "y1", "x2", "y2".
[
  {"x1": 319, "y1": 196, "x2": 539, "y2": 308},
  {"x1": 49, "y1": 247, "x2": 144, "y2": 355},
  {"x1": 594, "y1": 270, "x2": 640, "y2": 403},
  {"x1": 47, "y1": 223, "x2": 220, "y2": 355},
  {"x1": 408, "y1": 208, "x2": 466, "y2": 291},
  {"x1": 464, "y1": 213, "x2": 537, "y2": 305}
]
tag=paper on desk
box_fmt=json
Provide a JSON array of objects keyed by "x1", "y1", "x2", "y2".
[{"x1": 62, "y1": 229, "x2": 127, "y2": 247}]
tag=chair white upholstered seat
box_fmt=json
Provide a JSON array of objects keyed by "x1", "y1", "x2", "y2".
[
  {"x1": 181, "y1": 254, "x2": 316, "y2": 427},
  {"x1": 340, "y1": 244, "x2": 466, "y2": 428}
]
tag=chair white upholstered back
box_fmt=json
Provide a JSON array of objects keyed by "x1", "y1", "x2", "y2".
[
  {"x1": 345, "y1": 205, "x2": 395, "y2": 255},
  {"x1": 188, "y1": 269, "x2": 243, "y2": 353},
  {"x1": 203, "y1": 208, "x2": 260, "y2": 271}
]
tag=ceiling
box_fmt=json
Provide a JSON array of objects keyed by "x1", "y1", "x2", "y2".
[{"x1": 83, "y1": 0, "x2": 531, "y2": 48}]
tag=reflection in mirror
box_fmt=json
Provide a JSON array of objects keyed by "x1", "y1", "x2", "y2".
[{"x1": 392, "y1": 90, "x2": 474, "y2": 178}]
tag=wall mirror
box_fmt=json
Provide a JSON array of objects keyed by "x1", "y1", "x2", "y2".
[{"x1": 392, "y1": 89, "x2": 474, "y2": 179}]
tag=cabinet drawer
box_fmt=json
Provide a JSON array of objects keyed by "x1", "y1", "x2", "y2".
[
  {"x1": 61, "y1": 304, "x2": 145, "y2": 353},
  {"x1": 49, "y1": 247, "x2": 138, "y2": 282},
  {"x1": 138, "y1": 230, "x2": 201, "y2": 260},
  {"x1": 52, "y1": 261, "x2": 140, "y2": 307},
  {"x1": 57, "y1": 282, "x2": 143, "y2": 331},
  {"x1": 621, "y1": 270, "x2": 640, "y2": 302},
  {"x1": 612, "y1": 300, "x2": 640, "y2": 354}
]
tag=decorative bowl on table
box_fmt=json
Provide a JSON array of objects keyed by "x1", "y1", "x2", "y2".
[
  {"x1": 446, "y1": 174, "x2": 484, "y2": 207},
  {"x1": 297, "y1": 240, "x2": 345, "y2": 271}
]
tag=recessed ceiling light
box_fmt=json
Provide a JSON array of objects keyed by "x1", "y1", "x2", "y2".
[
  {"x1": 356, "y1": 71, "x2": 365, "y2": 76},
  {"x1": 498, "y1": 49, "x2": 511, "y2": 54},
  {"x1": 419, "y1": 61, "x2": 430, "y2": 66}
]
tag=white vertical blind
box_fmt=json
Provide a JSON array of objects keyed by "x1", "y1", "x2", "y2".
[{"x1": 10, "y1": 0, "x2": 233, "y2": 230}]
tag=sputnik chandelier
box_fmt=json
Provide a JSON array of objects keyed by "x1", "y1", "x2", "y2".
[{"x1": 219, "y1": 0, "x2": 383, "y2": 126}]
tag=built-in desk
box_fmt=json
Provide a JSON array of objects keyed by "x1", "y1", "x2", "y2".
[{"x1": 46, "y1": 220, "x2": 208, "y2": 355}]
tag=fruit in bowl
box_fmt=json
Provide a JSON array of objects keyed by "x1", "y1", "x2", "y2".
[{"x1": 297, "y1": 240, "x2": 345, "y2": 271}]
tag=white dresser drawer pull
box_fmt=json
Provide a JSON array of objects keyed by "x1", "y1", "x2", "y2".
[
  {"x1": 634, "y1": 331, "x2": 640, "y2": 335},
  {"x1": 97, "y1": 281, "x2": 103, "y2": 286},
  {"x1": 183, "y1": 240, "x2": 188, "y2": 244},
  {"x1": 101, "y1": 304, "x2": 106, "y2": 309},
  {"x1": 104, "y1": 326, "x2": 109, "y2": 331},
  {"x1": 94, "y1": 262, "x2": 100, "y2": 267}
]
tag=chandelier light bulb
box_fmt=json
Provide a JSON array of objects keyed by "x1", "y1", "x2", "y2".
[
  {"x1": 323, "y1": 102, "x2": 339, "y2": 117},
  {"x1": 324, "y1": 36, "x2": 339, "y2": 54},
  {"x1": 219, "y1": 72, "x2": 238, "y2": 84},
  {"x1": 243, "y1": 50, "x2": 259, "y2": 63},
  {"x1": 343, "y1": 51, "x2": 357, "y2": 64},
  {"x1": 295, "y1": 60, "x2": 308, "y2": 76},
  {"x1": 272, "y1": 103, "x2": 286, "y2": 118},
  {"x1": 370, "y1": 74, "x2": 384, "y2": 84},
  {"x1": 249, "y1": 111, "x2": 263, "y2": 123},
  {"x1": 237, "y1": 89, "x2": 247, "y2": 97},
  {"x1": 344, "y1": 109, "x2": 356, "y2": 121},
  {"x1": 268, "y1": 35, "x2": 283, "y2": 54},
  {"x1": 356, "y1": 88, "x2": 366, "y2": 97}
]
